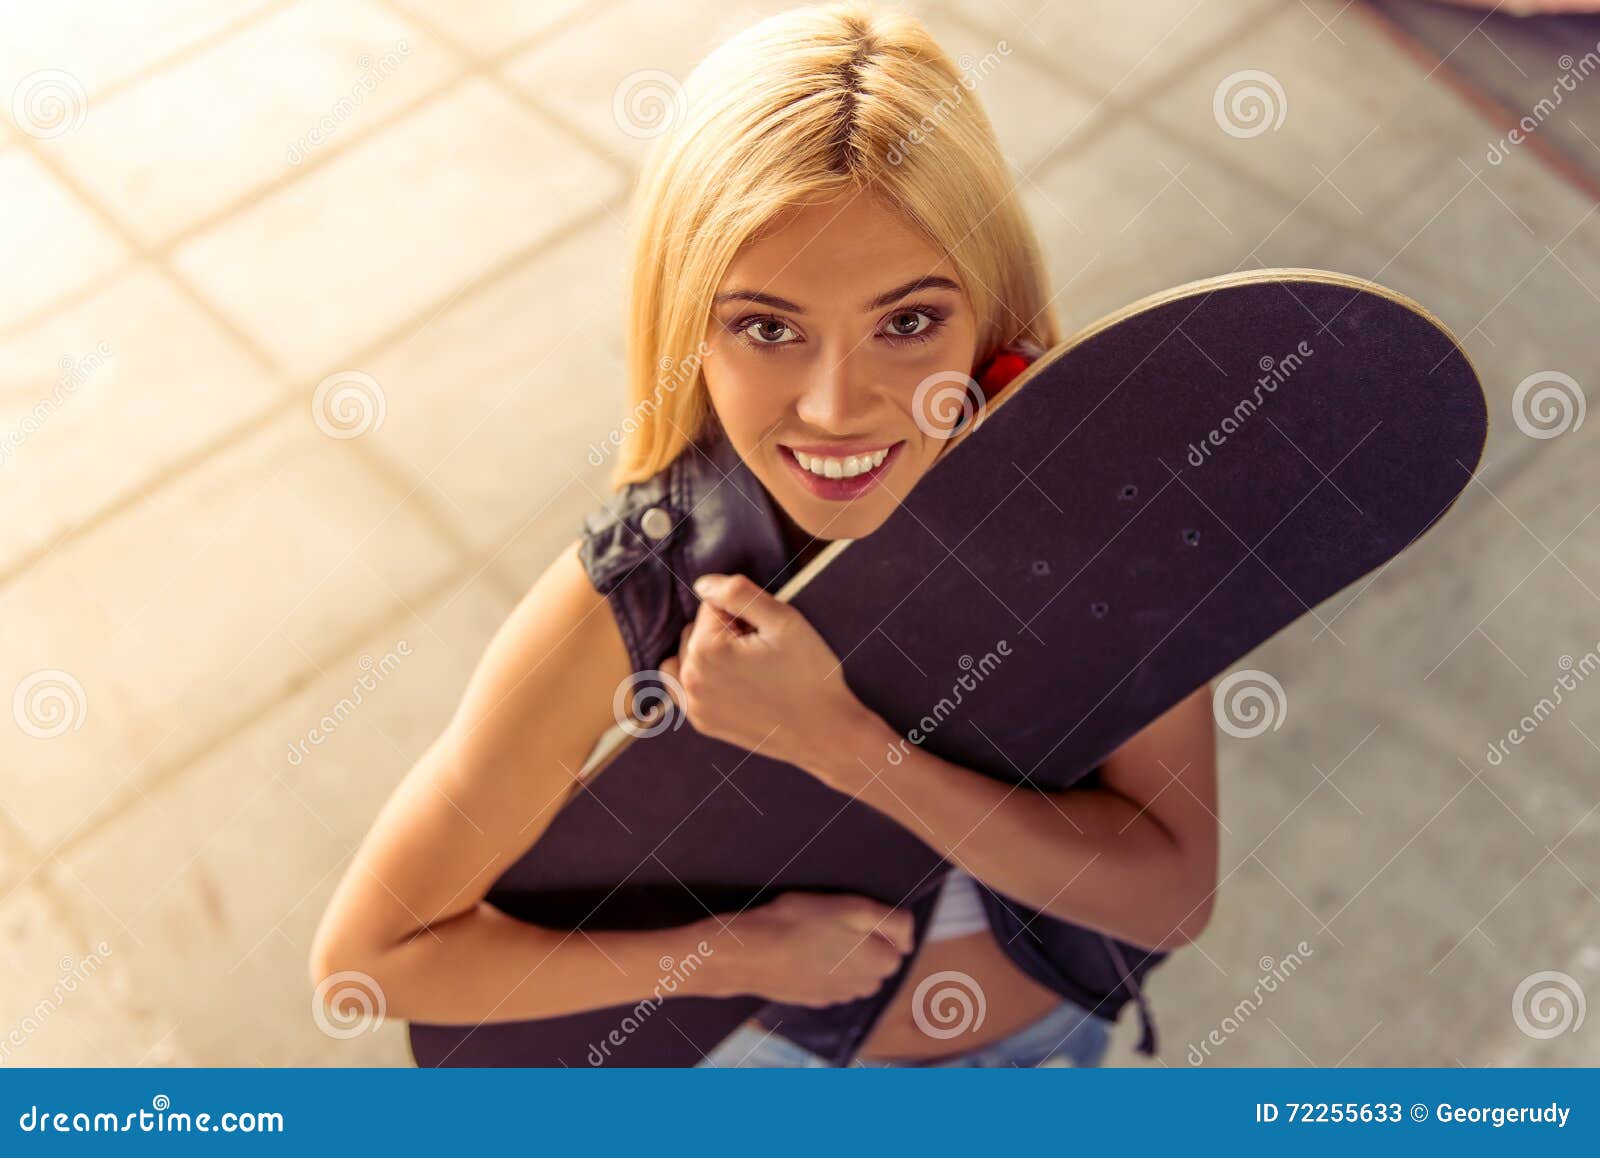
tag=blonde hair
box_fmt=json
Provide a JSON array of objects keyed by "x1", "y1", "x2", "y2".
[{"x1": 608, "y1": 0, "x2": 1060, "y2": 489}]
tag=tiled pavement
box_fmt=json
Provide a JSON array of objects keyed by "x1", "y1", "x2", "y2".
[{"x1": 1, "y1": 0, "x2": 1595, "y2": 1067}]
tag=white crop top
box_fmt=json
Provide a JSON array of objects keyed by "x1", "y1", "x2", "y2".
[{"x1": 924, "y1": 868, "x2": 990, "y2": 943}]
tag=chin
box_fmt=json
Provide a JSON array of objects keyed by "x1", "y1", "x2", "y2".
[{"x1": 782, "y1": 498, "x2": 897, "y2": 542}]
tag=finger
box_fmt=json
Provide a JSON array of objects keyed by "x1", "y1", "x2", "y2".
[
  {"x1": 688, "y1": 592, "x2": 742, "y2": 651},
  {"x1": 838, "y1": 897, "x2": 895, "y2": 934},
  {"x1": 873, "y1": 909, "x2": 916, "y2": 954},
  {"x1": 693, "y1": 573, "x2": 790, "y2": 636}
]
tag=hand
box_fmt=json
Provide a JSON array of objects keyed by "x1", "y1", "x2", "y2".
[
  {"x1": 659, "y1": 573, "x2": 874, "y2": 775},
  {"x1": 701, "y1": 891, "x2": 916, "y2": 1007}
]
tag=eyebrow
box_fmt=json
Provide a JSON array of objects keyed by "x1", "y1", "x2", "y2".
[{"x1": 711, "y1": 274, "x2": 963, "y2": 314}]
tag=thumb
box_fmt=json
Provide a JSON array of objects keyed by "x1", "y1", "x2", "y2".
[{"x1": 692, "y1": 573, "x2": 790, "y2": 635}]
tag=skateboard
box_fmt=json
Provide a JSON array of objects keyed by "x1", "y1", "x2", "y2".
[{"x1": 409, "y1": 269, "x2": 1487, "y2": 1067}]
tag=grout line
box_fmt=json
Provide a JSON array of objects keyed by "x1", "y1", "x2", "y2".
[
  {"x1": 17, "y1": 558, "x2": 484, "y2": 868},
  {"x1": 0, "y1": 191, "x2": 629, "y2": 592},
  {"x1": 63, "y1": 0, "x2": 299, "y2": 108},
  {"x1": 373, "y1": 0, "x2": 635, "y2": 185},
  {"x1": 1351, "y1": 0, "x2": 1600, "y2": 208}
]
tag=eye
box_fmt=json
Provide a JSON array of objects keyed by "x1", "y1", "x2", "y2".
[
  {"x1": 881, "y1": 306, "x2": 945, "y2": 345},
  {"x1": 733, "y1": 316, "x2": 800, "y2": 349}
]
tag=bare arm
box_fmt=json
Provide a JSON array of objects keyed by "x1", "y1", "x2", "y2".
[
  {"x1": 309, "y1": 541, "x2": 912, "y2": 1024},
  {"x1": 805, "y1": 682, "x2": 1221, "y2": 953}
]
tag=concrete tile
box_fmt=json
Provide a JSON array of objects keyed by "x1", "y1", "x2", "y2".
[
  {"x1": 46, "y1": 1, "x2": 460, "y2": 246},
  {"x1": 913, "y1": 7, "x2": 1104, "y2": 174},
  {"x1": 0, "y1": 411, "x2": 460, "y2": 848},
  {"x1": 171, "y1": 78, "x2": 622, "y2": 379},
  {"x1": 0, "y1": 149, "x2": 127, "y2": 324},
  {"x1": 945, "y1": 0, "x2": 1279, "y2": 104},
  {"x1": 1142, "y1": 3, "x2": 1497, "y2": 238},
  {"x1": 0, "y1": 0, "x2": 272, "y2": 103},
  {"x1": 1020, "y1": 118, "x2": 1320, "y2": 329},
  {"x1": 0, "y1": 884, "x2": 184, "y2": 1065},
  {"x1": 49, "y1": 579, "x2": 515, "y2": 1064},
  {"x1": 501, "y1": 0, "x2": 949, "y2": 169},
  {"x1": 1364, "y1": 144, "x2": 1600, "y2": 351},
  {"x1": 361, "y1": 214, "x2": 628, "y2": 583},
  {"x1": 0, "y1": 266, "x2": 282, "y2": 574},
  {"x1": 388, "y1": 0, "x2": 589, "y2": 58}
]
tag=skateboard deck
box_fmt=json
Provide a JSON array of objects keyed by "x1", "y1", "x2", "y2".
[{"x1": 409, "y1": 269, "x2": 1487, "y2": 1067}]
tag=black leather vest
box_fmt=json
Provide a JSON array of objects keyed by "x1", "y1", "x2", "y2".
[{"x1": 578, "y1": 430, "x2": 1163, "y2": 1063}]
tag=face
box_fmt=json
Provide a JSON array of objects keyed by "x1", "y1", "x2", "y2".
[{"x1": 702, "y1": 187, "x2": 981, "y2": 545}]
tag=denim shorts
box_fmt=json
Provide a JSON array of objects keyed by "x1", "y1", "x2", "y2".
[{"x1": 696, "y1": 998, "x2": 1112, "y2": 1069}]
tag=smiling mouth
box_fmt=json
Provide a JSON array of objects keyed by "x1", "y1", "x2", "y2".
[{"x1": 779, "y1": 440, "x2": 905, "y2": 500}]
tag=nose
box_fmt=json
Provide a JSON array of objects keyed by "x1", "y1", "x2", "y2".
[{"x1": 794, "y1": 343, "x2": 874, "y2": 434}]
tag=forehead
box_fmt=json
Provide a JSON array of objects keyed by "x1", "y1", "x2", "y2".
[{"x1": 720, "y1": 188, "x2": 958, "y2": 295}]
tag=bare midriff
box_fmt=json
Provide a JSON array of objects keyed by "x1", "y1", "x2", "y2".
[{"x1": 855, "y1": 927, "x2": 1065, "y2": 1061}]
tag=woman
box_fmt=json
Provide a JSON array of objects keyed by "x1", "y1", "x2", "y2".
[{"x1": 311, "y1": 0, "x2": 1219, "y2": 1069}]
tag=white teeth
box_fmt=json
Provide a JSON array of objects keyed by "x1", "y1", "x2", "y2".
[{"x1": 791, "y1": 447, "x2": 890, "y2": 479}]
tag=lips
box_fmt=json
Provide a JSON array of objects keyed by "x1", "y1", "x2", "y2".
[{"x1": 779, "y1": 440, "x2": 904, "y2": 501}]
